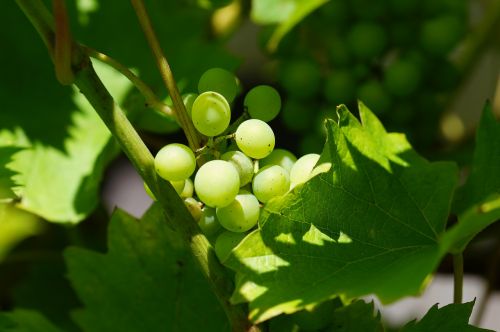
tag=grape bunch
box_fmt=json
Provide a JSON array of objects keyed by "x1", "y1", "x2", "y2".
[
  {"x1": 147, "y1": 68, "x2": 330, "y2": 259},
  {"x1": 261, "y1": 0, "x2": 468, "y2": 151}
]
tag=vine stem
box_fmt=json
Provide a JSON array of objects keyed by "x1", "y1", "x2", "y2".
[
  {"x1": 15, "y1": 1, "x2": 259, "y2": 331},
  {"x1": 130, "y1": 0, "x2": 204, "y2": 154},
  {"x1": 83, "y1": 46, "x2": 175, "y2": 119},
  {"x1": 453, "y1": 253, "x2": 464, "y2": 304}
]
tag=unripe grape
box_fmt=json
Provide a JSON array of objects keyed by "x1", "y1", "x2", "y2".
[
  {"x1": 260, "y1": 149, "x2": 297, "y2": 173},
  {"x1": 216, "y1": 191, "x2": 260, "y2": 232},
  {"x1": 235, "y1": 119, "x2": 275, "y2": 159},
  {"x1": 198, "y1": 68, "x2": 239, "y2": 103},
  {"x1": 357, "y1": 80, "x2": 391, "y2": 114},
  {"x1": 170, "y1": 180, "x2": 186, "y2": 195},
  {"x1": 194, "y1": 160, "x2": 240, "y2": 207},
  {"x1": 347, "y1": 23, "x2": 387, "y2": 60},
  {"x1": 384, "y1": 58, "x2": 421, "y2": 97},
  {"x1": 221, "y1": 151, "x2": 254, "y2": 186},
  {"x1": 154, "y1": 143, "x2": 196, "y2": 181},
  {"x1": 279, "y1": 59, "x2": 321, "y2": 100},
  {"x1": 182, "y1": 93, "x2": 198, "y2": 118},
  {"x1": 323, "y1": 70, "x2": 356, "y2": 105},
  {"x1": 244, "y1": 85, "x2": 281, "y2": 122},
  {"x1": 180, "y1": 178, "x2": 194, "y2": 198},
  {"x1": 191, "y1": 91, "x2": 231, "y2": 137},
  {"x1": 252, "y1": 165, "x2": 290, "y2": 203},
  {"x1": 290, "y1": 154, "x2": 320, "y2": 189},
  {"x1": 199, "y1": 207, "x2": 221, "y2": 236},
  {"x1": 215, "y1": 231, "x2": 247, "y2": 262},
  {"x1": 420, "y1": 15, "x2": 464, "y2": 56}
]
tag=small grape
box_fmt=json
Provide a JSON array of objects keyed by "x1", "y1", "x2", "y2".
[
  {"x1": 252, "y1": 165, "x2": 290, "y2": 203},
  {"x1": 194, "y1": 160, "x2": 240, "y2": 207},
  {"x1": 191, "y1": 91, "x2": 231, "y2": 137},
  {"x1": 244, "y1": 85, "x2": 281, "y2": 122},
  {"x1": 290, "y1": 154, "x2": 320, "y2": 189},
  {"x1": 420, "y1": 15, "x2": 464, "y2": 56},
  {"x1": 216, "y1": 191, "x2": 260, "y2": 232},
  {"x1": 180, "y1": 178, "x2": 194, "y2": 198},
  {"x1": 182, "y1": 93, "x2": 198, "y2": 118},
  {"x1": 184, "y1": 197, "x2": 202, "y2": 221},
  {"x1": 198, "y1": 68, "x2": 239, "y2": 103},
  {"x1": 347, "y1": 23, "x2": 387, "y2": 60},
  {"x1": 221, "y1": 151, "x2": 254, "y2": 186},
  {"x1": 214, "y1": 231, "x2": 247, "y2": 262},
  {"x1": 235, "y1": 119, "x2": 275, "y2": 159},
  {"x1": 199, "y1": 207, "x2": 221, "y2": 236},
  {"x1": 279, "y1": 59, "x2": 321, "y2": 100},
  {"x1": 171, "y1": 180, "x2": 186, "y2": 195},
  {"x1": 260, "y1": 149, "x2": 297, "y2": 173},
  {"x1": 357, "y1": 80, "x2": 391, "y2": 114},
  {"x1": 384, "y1": 58, "x2": 421, "y2": 97},
  {"x1": 154, "y1": 143, "x2": 196, "y2": 181},
  {"x1": 323, "y1": 70, "x2": 356, "y2": 105}
]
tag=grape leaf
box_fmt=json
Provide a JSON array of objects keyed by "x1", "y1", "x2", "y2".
[
  {"x1": 251, "y1": 0, "x2": 329, "y2": 51},
  {"x1": 64, "y1": 203, "x2": 230, "y2": 332},
  {"x1": 0, "y1": 309, "x2": 63, "y2": 332},
  {"x1": 400, "y1": 301, "x2": 492, "y2": 332},
  {"x1": 0, "y1": 147, "x2": 22, "y2": 200},
  {"x1": 224, "y1": 102, "x2": 459, "y2": 322},
  {"x1": 443, "y1": 102, "x2": 500, "y2": 253},
  {"x1": 331, "y1": 300, "x2": 384, "y2": 332}
]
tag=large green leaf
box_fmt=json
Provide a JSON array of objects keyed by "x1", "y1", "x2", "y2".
[
  {"x1": 0, "y1": 147, "x2": 22, "y2": 200},
  {"x1": 251, "y1": 0, "x2": 329, "y2": 51},
  {"x1": 444, "y1": 102, "x2": 500, "y2": 253},
  {"x1": 64, "y1": 204, "x2": 230, "y2": 332},
  {"x1": 331, "y1": 300, "x2": 383, "y2": 331},
  {"x1": 400, "y1": 301, "x2": 492, "y2": 332},
  {"x1": 224, "y1": 102, "x2": 459, "y2": 322},
  {"x1": 0, "y1": 309, "x2": 63, "y2": 332}
]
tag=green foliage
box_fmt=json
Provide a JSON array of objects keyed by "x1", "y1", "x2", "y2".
[
  {"x1": 401, "y1": 301, "x2": 493, "y2": 332},
  {"x1": 252, "y1": 0, "x2": 329, "y2": 51},
  {"x1": 0, "y1": 147, "x2": 22, "y2": 200},
  {"x1": 330, "y1": 300, "x2": 383, "y2": 332},
  {"x1": 443, "y1": 102, "x2": 500, "y2": 253},
  {"x1": 64, "y1": 204, "x2": 229, "y2": 332},
  {"x1": 0, "y1": 309, "x2": 63, "y2": 332},
  {"x1": 224, "y1": 103, "x2": 459, "y2": 322}
]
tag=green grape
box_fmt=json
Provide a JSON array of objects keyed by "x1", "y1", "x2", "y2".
[
  {"x1": 319, "y1": 0, "x2": 350, "y2": 25},
  {"x1": 216, "y1": 191, "x2": 260, "y2": 232},
  {"x1": 170, "y1": 180, "x2": 186, "y2": 195},
  {"x1": 180, "y1": 178, "x2": 194, "y2": 198},
  {"x1": 326, "y1": 38, "x2": 351, "y2": 67},
  {"x1": 347, "y1": 23, "x2": 387, "y2": 60},
  {"x1": 182, "y1": 93, "x2": 198, "y2": 118},
  {"x1": 244, "y1": 85, "x2": 281, "y2": 122},
  {"x1": 214, "y1": 231, "x2": 247, "y2": 262},
  {"x1": 252, "y1": 165, "x2": 290, "y2": 203},
  {"x1": 323, "y1": 70, "x2": 356, "y2": 105},
  {"x1": 384, "y1": 58, "x2": 421, "y2": 97},
  {"x1": 199, "y1": 206, "x2": 221, "y2": 236},
  {"x1": 235, "y1": 119, "x2": 275, "y2": 159},
  {"x1": 281, "y1": 100, "x2": 314, "y2": 132},
  {"x1": 420, "y1": 15, "x2": 464, "y2": 56},
  {"x1": 221, "y1": 151, "x2": 254, "y2": 186},
  {"x1": 279, "y1": 59, "x2": 321, "y2": 100},
  {"x1": 350, "y1": 0, "x2": 388, "y2": 20},
  {"x1": 260, "y1": 149, "x2": 297, "y2": 173},
  {"x1": 389, "y1": 0, "x2": 419, "y2": 16},
  {"x1": 191, "y1": 91, "x2": 231, "y2": 137},
  {"x1": 154, "y1": 143, "x2": 196, "y2": 181},
  {"x1": 143, "y1": 182, "x2": 156, "y2": 201},
  {"x1": 290, "y1": 154, "x2": 320, "y2": 189},
  {"x1": 194, "y1": 160, "x2": 240, "y2": 207},
  {"x1": 357, "y1": 79, "x2": 391, "y2": 114},
  {"x1": 184, "y1": 197, "x2": 202, "y2": 221},
  {"x1": 198, "y1": 67, "x2": 239, "y2": 103}
]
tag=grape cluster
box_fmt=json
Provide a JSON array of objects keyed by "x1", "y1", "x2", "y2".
[
  {"x1": 147, "y1": 68, "x2": 330, "y2": 259},
  {"x1": 263, "y1": 0, "x2": 467, "y2": 151}
]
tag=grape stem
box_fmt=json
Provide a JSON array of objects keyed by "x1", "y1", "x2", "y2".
[
  {"x1": 16, "y1": 1, "x2": 259, "y2": 330},
  {"x1": 453, "y1": 253, "x2": 464, "y2": 304},
  {"x1": 130, "y1": 0, "x2": 205, "y2": 156},
  {"x1": 83, "y1": 46, "x2": 175, "y2": 120}
]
